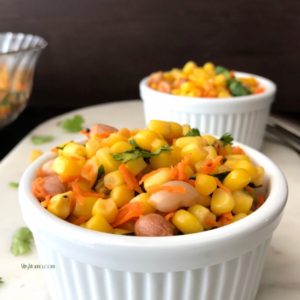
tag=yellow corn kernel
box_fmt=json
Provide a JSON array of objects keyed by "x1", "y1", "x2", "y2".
[
  {"x1": 218, "y1": 90, "x2": 231, "y2": 98},
  {"x1": 203, "y1": 62, "x2": 215, "y2": 73},
  {"x1": 47, "y1": 191, "x2": 73, "y2": 219},
  {"x1": 85, "y1": 215, "x2": 113, "y2": 233},
  {"x1": 62, "y1": 142, "x2": 86, "y2": 158},
  {"x1": 232, "y1": 213, "x2": 247, "y2": 222},
  {"x1": 104, "y1": 170, "x2": 124, "y2": 190},
  {"x1": 110, "y1": 141, "x2": 132, "y2": 153},
  {"x1": 72, "y1": 196, "x2": 98, "y2": 218},
  {"x1": 195, "y1": 174, "x2": 217, "y2": 196},
  {"x1": 113, "y1": 228, "x2": 133, "y2": 235},
  {"x1": 150, "y1": 151, "x2": 173, "y2": 169},
  {"x1": 175, "y1": 136, "x2": 206, "y2": 149},
  {"x1": 52, "y1": 156, "x2": 85, "y2": 182},
  {"x1": 198, "y1": 194, "x2": 212, "y2": 207},
  {"x1": 85, "y1": 138, "x2": 103, "y2": 158},
  {"x1": 252, "y1": 166, "x2": 265, "y2": 186},
  {"x1": 104, "y1": 133, "x2": 127, "y2": 147},
  {"x1": 188, "y1": 204, "x2": 217, "y2": 230},
  {"x1": 125, "y1": 157, "x2": 147, "y2": 176},
  {"x1": 92, "y1": 198, "x2": 118, "y2": 223},
  {"x1": 143, "y1": 168, "x2": 173, "y2": 191},
  {"x1": 181, "y1": 124, "x2": 192, "y2": 135},
  {"x1": 223, "y1": 169, "x2": 251, "y2": 191},
  {"x1": 130, "y1": 193, "x2": 155, "y2": 214},
  {"x1": 181, "y1": 144, "x2": 207, "y2": 163},
  {"x1": 183, "y1": 61, "x2": 197, "y2": 75},
  {"x1": 96, "y1": 147, "x2": 120, "y2": 173},
  {"x1": 172, "y1": 209, "x2": 203, "y2": 234},
  {"x1": 232, "y1": 190, "x2": 253, "y2": 214},
  {"x1": 214, "y1": 74, "x2": 226, "y2": 86},
  {"x1": 234, "y1": 160, "x2": 257, "y2": 180},
  {"x1": 201, "y1": 135, "x2": 217, "y2": 145},
  {"x1": 111, "y1": 184, "x2": 135, "y2": 207},
  {"x1": 204, "y1": 146, "x2": 217, "y2": 160},
  {"x1": 30, "y1": 149, "x2": 43, "y2": 162},
  {"x1": 81, "y1": 157, "x2": 99, "y2": 183},
  {"x1": 150, "y1": 138, "x2": 168, "y2": 152},
  {"x1": 148, "y1": 120, "x2": 172, "y2": 139},
  {"x1": 134, "y1": 130, "x2": 159, "y2": 151},
  {"x1": 211, "y1": 188, "x2": 234, "y2": 216},
  {"x1": 171, "y1": 146, "x2": 182, "y2": 165},
  {"x1": 170, "y1": 122, "x2": 183, "y2": 138}
]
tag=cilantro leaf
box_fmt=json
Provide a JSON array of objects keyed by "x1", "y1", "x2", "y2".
[
  {"x1": 9, "y1": 181, "x2": 19, "y2": 189},
  {"x1": 215, "y1": 65, "x2": 231, "y2": 79},
  {"x1": 219, "y1": 133, "x2": 234, "y2": 146},
  {"x1": 10, "y1": 227, "x2": 34, "y2": 256},
  {"x1": 59, "y1": 115, "x2": 84, "y2": 133},
  {"x1": 0, "y1": 277, "x2": 3, "y2": 285},
  {"x1": 112, "y1": 145, "x2": 170, "y2": 163},
  {"x1": 31, "y1": 135, "x2": 54, "y2": 145},
  {"x1": 185, "y1": 128, "x2": 201, "y2": 137},
  {"x1": 228, "y1": 78, "x2": 251, "y2": 96}
]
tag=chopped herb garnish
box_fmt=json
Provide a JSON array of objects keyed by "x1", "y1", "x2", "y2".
[
  {"x1": 59, "y1": 115, "x2": 84, "y2": 133},
  {"x1": 219, "y1": 133, "x2": 234, "y2": 146},
  {"x1": 0, "y1": 277, "x2": 3, "y2": 285},
  {"x1": 228, "y1": 78, "x2": 250, "y2": 96},
  {"x1": 11, "y1": 227, "x2": 34, "y2": 256},
  {"x1": 212, "y1": 172, "x2": 230, "y2": 181},
  {"x1": 185, "y1": 128, "x2": 201, "y2": 137},
  {"x1": 92, "y1": 165, "x2": 105, "y2": 190},
  {"x1": 9, "y1": 182, "x2": 19, "y2": 189},
  {"x1": 112, "y1": 144, "x2": 171, "y2": 163},
  {"x1": 31, "y1": 135, "x2": 54, "y2": 145},
  {"x1": 215, "y1": 65, "x2": 231, "y2": 79}
]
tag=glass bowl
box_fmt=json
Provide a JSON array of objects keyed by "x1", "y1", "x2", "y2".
[{"x1": 0, "y1": 32, "x2": 47, "y2": 128}]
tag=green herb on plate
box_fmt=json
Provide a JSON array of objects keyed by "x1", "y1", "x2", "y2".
[
  {"x1": 219, "y1": 133, "x2": 234, "y2": 146},
  {"x1": 9, "y1": 181, "x2": 19, "y2": 189},
  {"x1": 31, "y1": 135, "x2": 54, "y2": 145},
  {"x1": 112, "y1": 144, "x2": 170, "y2": 163},
  {"x1": 0, "y1": 277, "x2": 4, "y2": 285},
  {"x1": 228, "y1": 78, "x2": 250, "y2": 96},
  {"x1": 59, "y1": 115, "x2": 85, "y2": 133},
  {"x1": 185, "y1": 128, "x2": 201, "y2": 137},
  {"x1": 10, "y1": 227, "x2": 34, "y2": 256}
]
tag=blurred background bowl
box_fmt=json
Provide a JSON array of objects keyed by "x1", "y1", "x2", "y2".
[
  {"x1": 140, "y1": 72, "x2": 276, "y2": 149},
  {"x1": 0, "y1": 32, "x2": 47, "y2": 129}
]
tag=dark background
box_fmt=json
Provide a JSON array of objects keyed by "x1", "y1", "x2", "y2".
[{"x1": 0, "y1": 0, "x2": 299, "y2": 158}]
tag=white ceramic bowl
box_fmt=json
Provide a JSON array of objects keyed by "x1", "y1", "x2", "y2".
[
  {"x1": 19, "y1": 143, "x2": 287, "y2": 300},
  {"x1": 140, "y1": 72, "x2": 276, "y2": 149}
]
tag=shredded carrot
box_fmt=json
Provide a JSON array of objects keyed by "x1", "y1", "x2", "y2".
[
  {"x1": 218, "y1": 212, "x2": 233, "y2": 226},
  {"x1": 170, "y1": 167, "x2": 179, "y2": 180},
  {"x1": 256, "y1": 193, "x2": 265, "y2": 209},
  {"x1": 119, "y1": 128, "x2": 131, "y2": 138},
  {"x1": 232, "y1": 146, "x2": 245, "y2": 155},
  {"x1": 215, "y1": 178, "x2": 231, "y2": 193},
  {"x1": 165, "y1": 212, "x2": 175, "y2": 222},
  {"x1": 245, "y1": 186, "x2": 254, "y2": 195},
  {"x1": 94, "y1": 132, "x2": 111, "y2": 139},
  {"x1": 218, "y1": 147, "x2": 228, "y2": 156},
  {"x1": 72, "y1": 179, "x2": 104, "y2": 201},
  {"x1": 201, "y1": 156, "x2": 223, "y2": 174},
  {"x1": 148, "y1": 185, "x2": 186, "y2": 194},
  {"x1": 139, "y1": 168, "x2": 165, "y2": 185},
  {"x1": 119, "y1": 164, "x2": 142, "y2": 193},
  {"x1": 112, "y1": 202, "x2": 143, "y2": 228},
  {"x1": 254, "y1": 87, "x2": 265, "y2": 94},
  {"x1": 32, "y1": 177, "x2": 49, "y2": 201},
  {"x1": 205, "y1": 217, "x2": 218, "y2": 228},
  {"x1": 72, "y1": 215, "x2": 90, "y2": 225}
]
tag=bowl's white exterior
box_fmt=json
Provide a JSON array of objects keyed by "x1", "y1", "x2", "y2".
[
  {"x1": 19, "y1": 144, "x2": 287, "y2": 300},
  {"x1": 140, "y1": 72, "x2": 276, "y2": 149}
]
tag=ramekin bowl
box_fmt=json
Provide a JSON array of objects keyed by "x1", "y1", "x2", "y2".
[
  {"x1": 140, "y1": 72, "x2": 276, "y2": 149},
  {"x1": 19, "y1": 143, "x2": 287, "y2": 300}
]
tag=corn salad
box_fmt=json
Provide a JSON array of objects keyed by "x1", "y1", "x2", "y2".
[
  {"x1": 147, "y1": 61, "x2": 265, "y2": 98},
  {"x1": 32, "y1": 120, "x2": 266, "y2": 236}
]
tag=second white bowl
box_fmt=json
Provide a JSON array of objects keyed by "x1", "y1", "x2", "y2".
[{"x1": 140, "y1": 72, "x2": 276, "y2": 149}]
